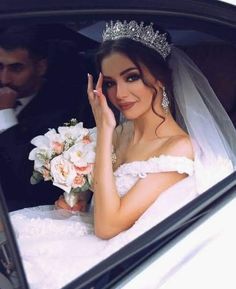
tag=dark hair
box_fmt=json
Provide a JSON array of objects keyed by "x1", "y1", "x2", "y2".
[
  {"x1": 96, "y1": 24, "x2": 174, "y2": 127},
  {"x1": 0, "y1": 25, "x2": 48, "y2": 60}
]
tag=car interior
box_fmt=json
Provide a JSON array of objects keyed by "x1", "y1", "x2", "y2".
[
  {"x1": 28, "y1": 19, "x2": 236, "y2": 127},
  {"x1": 0, "y1": 7, "x2": 235, "y2": 289}
]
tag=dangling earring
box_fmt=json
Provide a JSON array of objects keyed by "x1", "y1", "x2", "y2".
[{"x1": 161, "y1": 87, "x2": 169, "y2": 114}]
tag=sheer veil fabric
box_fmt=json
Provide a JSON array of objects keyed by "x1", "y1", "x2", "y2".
[
  {"x1": 120, "y1": 46, "x2": 236, "y2": 192},
  {"x1": 168, "y1": 47, "x2": 236, "y2": 193}
]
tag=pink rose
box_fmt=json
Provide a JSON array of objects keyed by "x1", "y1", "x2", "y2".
[
  {"x1": 82, "y1": 135, "x2": 91, "y2": 144},
  {"x1": 52, "y1": 141, "x2": 64, "y2": 154},
  {"x1": 72, "y1": 174, "x2": 86, "y2": 188},
  {"x1": 75, "y1": 163, "x2": 93, "y2": 174}
]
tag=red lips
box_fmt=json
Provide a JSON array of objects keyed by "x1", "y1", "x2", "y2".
[{"x1": 118, "y1": 102, "x2": 135, "y2": 111}]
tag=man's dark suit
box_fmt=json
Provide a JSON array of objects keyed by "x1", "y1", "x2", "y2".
[{"x1": 0, "y1": 75, "x2": 95, "y2": 211}]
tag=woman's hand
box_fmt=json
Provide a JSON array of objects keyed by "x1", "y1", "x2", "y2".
[
  {"x1": 55, "y1": 195, "x2": 87, "y2": 212},
  {"x1": 87, "y1": 73, "x2": 116, "y2": 130}
]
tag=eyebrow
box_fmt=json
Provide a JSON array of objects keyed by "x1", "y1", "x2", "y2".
[
  {"x1": 103, "y1": 67, "x2": 138, "y2": 79},
  {"x1": 0, "y1": 62, "x2": 24, "y2": 68}
]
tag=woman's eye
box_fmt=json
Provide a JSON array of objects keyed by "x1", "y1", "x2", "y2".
[
  {"x1": 126, "y1": 74, "x2": 140, "y2": 82},
  {"x1": 103, "y1": 81, "x2": 115, "y2": 89}
]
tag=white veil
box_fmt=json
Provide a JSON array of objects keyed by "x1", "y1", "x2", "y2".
[
  {"x1": 169, "y1": 46, "x2": 236, "y2": 193},
  {"x1": 119, "y1": 45, "x2": 236, "y2": 194}
]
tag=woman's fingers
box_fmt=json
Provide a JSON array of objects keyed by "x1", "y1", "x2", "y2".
[
  {"x1": 87, "y1": 72, "x2": 107, "y2": 108},
  {"x1": 87, "y1": 73, "x2": 95, "y2": 103},
  {"x1": 96, "y1": 73, "x2": 108, "y2": 107},
  {"x1": 95, "y1": 72, "x2": 103, "y2": 92},
  {"x1": 72, "y1": 200, "x2": 87, "y2": 212},
  {"x1": 55, "y1": 195, "x2": 71, "y2": 210},
  {"x1": 55, "y1": 195, "x2": 87, "y2": 212},
  {"x1": 87, "y1": 73, "x2": 102, "y2": 105},
  {"x1": 87, "y1": 73, "x2": 116, "y2": 129}
]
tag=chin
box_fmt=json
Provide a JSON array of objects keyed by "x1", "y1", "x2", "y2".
[{"x1": 121, "y1": 114, "x2": 136, "y2": 121}]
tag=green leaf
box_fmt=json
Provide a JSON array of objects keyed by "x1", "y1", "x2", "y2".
[
  {"x1": 72, "y1": 182, "x2": 90, "y2": 193},
  {"x1": 30, "y1": 171, "x2": 43, "y2": 185}
]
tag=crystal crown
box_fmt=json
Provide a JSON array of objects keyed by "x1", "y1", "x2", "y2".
[{"x1": 102, "y1": 20, "x2": 171, "y2": 60}]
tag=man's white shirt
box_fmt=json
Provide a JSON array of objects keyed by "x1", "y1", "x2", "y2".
[{"x1": 0, "y1": 95, "x2": 35, "y2": 133}]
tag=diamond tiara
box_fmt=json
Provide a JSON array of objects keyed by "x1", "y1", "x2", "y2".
[{"x1": 102, "y1": 20, "x2": 171, "y2": 60}]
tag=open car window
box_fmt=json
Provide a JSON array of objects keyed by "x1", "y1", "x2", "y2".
[
  {"x1": 112, "y1": 174, "x2": 236, "y2": 289},
  {"x1": 0, "y1": 1, "x2": 235, "y2": 289},
  {"x1": 65, "y1": 171, "x2": 236, "y2": 289}
]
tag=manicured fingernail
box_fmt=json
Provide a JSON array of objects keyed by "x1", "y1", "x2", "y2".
[{"x1": 93, "y1": 89, "x2": 98, "y2": 96}]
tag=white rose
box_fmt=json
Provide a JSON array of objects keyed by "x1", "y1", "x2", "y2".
[
  {"x1": 29, "y1": 129, "x2": 63, "y2": 170},
  {"x1": 58, "y1": 122, "x2": 89, "y2": 143},
  {"x1": 29, "y1": 129, "x2": 63, "y2": 157},
  {"x1": 50, "y1": 155, "x2": 77, "y2": 192},
  {"x1": 63, "y1": 142, "x2": 96, "y2": 167},
  {"x1": 29, "y1": 147, "x2": 50, "y2": 171},
  {"x1": 45, "y1": 129, "x2": 64, "y2": 153}
]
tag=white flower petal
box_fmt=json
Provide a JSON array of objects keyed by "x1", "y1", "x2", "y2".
[{"x1": 30, "y1": 135, "x2": 50, "y2": 148}]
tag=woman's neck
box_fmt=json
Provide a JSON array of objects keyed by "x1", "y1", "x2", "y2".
[{"x1": 131, "y1": 113, "x2": 173, "y2": 144}]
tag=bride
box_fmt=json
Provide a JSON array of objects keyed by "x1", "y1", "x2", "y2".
[{"x1": 10, "y1": 20, "x2": 236, "y2": 289}]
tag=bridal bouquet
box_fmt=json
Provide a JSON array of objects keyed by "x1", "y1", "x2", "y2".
[{"x1": 29, "y1": 119, "x2": 96, "y2": 207}]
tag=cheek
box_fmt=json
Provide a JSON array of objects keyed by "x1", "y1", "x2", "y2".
[
  {"x1": 14, "y1": 70, "x2": 32, "y2": 86},
  {"x1": 135, "y1": 84, "x2": 153, "y2": 100},
  {"x1": 19, "y1": 70, "x2": 39, "y2": 88},
  {"x1": 106, "y1": 87, "x2": 117, "y2": 103}
]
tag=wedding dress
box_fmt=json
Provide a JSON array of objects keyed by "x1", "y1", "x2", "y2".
[
  {"x1": 9, "y1": 36, "x2": 236, "y2": 289},
  {"x1": 10, "y1": 154, "x2": 209, "y2": 289}
]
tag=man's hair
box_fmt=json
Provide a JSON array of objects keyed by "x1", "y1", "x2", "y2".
[{"x1": 0, "y1": 25, "x2": 48, "y2": 60}]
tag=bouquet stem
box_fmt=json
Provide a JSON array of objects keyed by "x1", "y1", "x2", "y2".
[{"x1": 64, "y1": 191, "x2": 79, "y2": 207}]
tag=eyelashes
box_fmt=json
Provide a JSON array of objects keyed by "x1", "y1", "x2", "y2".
[
  {"x1": 103, "y1": 80, "x2": 115, "y2": 89},
  {"x1": 103, "y1": 73, "x2": 141, "y2": 90},
  {"x1": 126, "y1": 73, "x2": 141, "y2": 82}
]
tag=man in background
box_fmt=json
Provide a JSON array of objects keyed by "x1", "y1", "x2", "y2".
[{"x1": 0, "y1": 24, "x2": 95, "y2": 211}]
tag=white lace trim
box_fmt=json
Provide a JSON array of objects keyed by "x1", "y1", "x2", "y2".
[{"x1": 114, "y1": 155, "x2": 194, "y2": 178}]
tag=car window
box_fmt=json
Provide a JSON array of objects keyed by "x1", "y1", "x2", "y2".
[
  {"x1": 62, "y1": 171, "x2": 236, "y2": 289},
  {"x1": 0, "y1": 4, "x2": 235, "y2": 288},
  {"x1": 114, "y1": 183, "x2": 236, "y2": 289}
]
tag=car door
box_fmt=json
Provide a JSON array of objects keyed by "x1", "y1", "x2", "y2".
[{"x1": 0, "y1": 1, "x2": 235, "y2": 289}]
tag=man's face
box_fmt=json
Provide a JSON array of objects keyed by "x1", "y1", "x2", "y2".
[{"x1": 0, "y1": 47, "x2": 47, "y2": 98}]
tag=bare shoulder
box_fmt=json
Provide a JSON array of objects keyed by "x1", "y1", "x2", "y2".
[{"x1": 159, "y1": 134, "x2": 194, "y2": 160}]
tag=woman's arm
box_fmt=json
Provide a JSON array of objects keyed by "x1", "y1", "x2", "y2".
[
  {"x1": 93, "y1": 128, "x2": 121, "y2": 238},
  {"x1": 93, "y1": 136, "x2": 192, "y2": 239},
  {"x1": 87, "y1": 74, "x2": 192, "y2": 239},
  {"x1": 88, "y1": 73, "x2": 122, "y2": 238}
]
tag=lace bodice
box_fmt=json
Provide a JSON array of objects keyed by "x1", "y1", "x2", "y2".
[
  {"x1": 115, "y1": 155, "x2": 194, "y2": 197},
  {"x1": 10, "y1": 155, "x2": 196, "y2": 289}
]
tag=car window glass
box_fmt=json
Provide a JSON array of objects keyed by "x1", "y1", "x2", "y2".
[{"x1": 0, "y1": 13, "x2": 235, "y2": 289}]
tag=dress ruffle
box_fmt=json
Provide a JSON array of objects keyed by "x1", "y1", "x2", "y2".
[
  {"x1": 114, "y1": 155, "x2": 194, "y2": 177},
  {"x1": 10, "y1": 155, "x2": 198, "y2": 289},
  {"x1": 114, "y1": 155, "x2": 194, "y2": 197}
]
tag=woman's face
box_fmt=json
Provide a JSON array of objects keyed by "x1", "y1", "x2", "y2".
[{"x1": 101, "y1": 52, "x2": 160, "y2": 120}]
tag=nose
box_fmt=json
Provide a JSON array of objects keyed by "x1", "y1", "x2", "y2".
[
  {"x1": 116, "y1": 82, "x2": 128, "y2": 100},
  {"x1": 0, "y1": 68, "x2": 12, "y2": 86}
]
